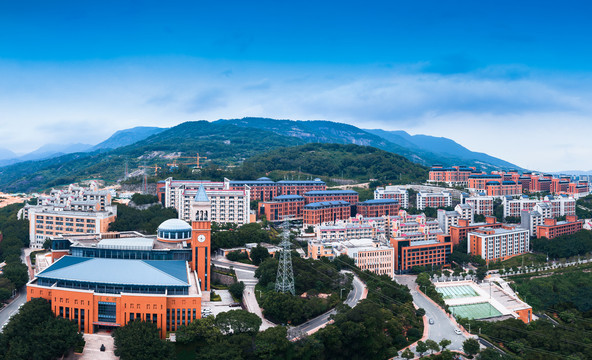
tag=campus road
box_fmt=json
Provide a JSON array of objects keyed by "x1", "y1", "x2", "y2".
[
  {"x1": 395, "y1": 275, "x2": 469, "y2": 355},
  {"x1": 288, "y1": 271, "x2": 366, "y2": 339},
  {"x1": 0, "y1": 288, "x2": 26, "y2": 331}
]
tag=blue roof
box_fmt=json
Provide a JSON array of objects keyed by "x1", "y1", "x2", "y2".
[
  {"x1": 194, "y1": 184, "x2": 209, "y2": 202},
  {"x1": 304, "y1": 190, "x2": 358, "y2": 195},
  {"x1": 273, "y1": 195, "x2": 305, "y2": 200},
  {"x1": 486, "y1": 181, "x2": 500, "y2": 185},
  {"x1": 359, "y1": 199, "x2": 398, "y2": 205},
  {"x1": 502, "y1": 181, "x2": 517, "y2": 185},
  {"x1": 229, "y1": 180, "x2": 275, "y2": 184},
  {"x1": 304, "y1": 201, "x2": 351, "y2": 209},
  {"x1": 37, "y1": 256, "x2": 189, "y2": 286}
]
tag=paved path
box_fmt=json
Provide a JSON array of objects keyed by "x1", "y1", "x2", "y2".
[{"x1": 395, "y1": 275, "x2": 469, "y2": 357}]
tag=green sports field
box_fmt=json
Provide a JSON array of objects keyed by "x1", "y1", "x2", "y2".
[
  {"x1": 436, "y1": 285, "x2": 479, "y2": 299},
  {"x1": 450, "y1": 302, "x2": 502, "y2": 320}
]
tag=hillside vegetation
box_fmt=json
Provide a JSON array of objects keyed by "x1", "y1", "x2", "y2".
[
  {"x1": 240, "y1": 143, "x2": 428, "y2": 183},
  {"x1": 0, "y1": 121, "x2": 303, "y2": 192}
]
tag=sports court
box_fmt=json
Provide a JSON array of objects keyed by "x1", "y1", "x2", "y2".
[
  {"x1": 449, "y1": 302, "x2": 502, "y2": 320},
  {"x1": 436, "y1": 285, "x2": 479, "y2": 299}
]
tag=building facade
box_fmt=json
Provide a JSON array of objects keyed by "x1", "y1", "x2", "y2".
[
  {"x1": 536, "y1": 215, "x2": 584, "y2": 239},
  {"x1": 259, "y1": 195, "x2": 305, "y2": 222},
  {"x1": 27, "y1": 185, "x2": 214, "y2": 339},
  {"x1": 356, "y1": 199, "x2": 400, "y2": 218},
  {"x1": 303, "y1": 201, "x2": 352, "y2": 226},
  {"x1": 303, "y1": 190, "x2": 359, "y2": 205},
  {"x1": 468, "y1": 227, "x2": 530, "y2": 264},
  {"x1": 416, "y1": 192, "x2": 452, "y2": 210},
  {"x1": 374, "y1": 186, "x2": 409, "y2": 208}
]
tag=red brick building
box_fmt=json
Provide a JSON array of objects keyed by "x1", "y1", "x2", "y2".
[
  {"x1": 428, "y1": 165, "x2": 478, "y2": 186},
  {"x1": 276, "y1": 180, "x2": 327, "y2": 196},
  {"x1": 390, "y1": 234, "x2": 453, "y2": 273},
  {"x1": 536, "y1": 215, "x2": 584, "y2": 239},
  {"x1": 303, "y1": 190, "x2": 359, "y2": 205},
  {"x1": 356, "y1": 199, "x2": 400, "y2": 218},
  {"x1": 485, "y1": 181, "x2": 522, "y2": 196},
  {"x1": 259, "y1": 195, "x2": 305, "y2": 222},
  {"x1": 303, "y1": 201, "x2": 351, "y2": 226}
]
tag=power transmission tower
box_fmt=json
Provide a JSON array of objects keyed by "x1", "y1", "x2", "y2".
[{"x1": 275, "y1": 219, "x2": 295, "y2": 295}]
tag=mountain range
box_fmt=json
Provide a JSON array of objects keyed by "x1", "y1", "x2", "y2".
[{"x1": 0, "y1": 118, "x2": 525, "y2": 192}]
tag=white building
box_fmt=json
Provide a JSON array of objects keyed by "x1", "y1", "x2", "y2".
[
  {"x1": 468, "y1": 227, "x2": 530, "y2": 263},
  {"x1": 374, "y1": 186, "x2": 409, "y2": 208},
  {"x1": 464, "y1": 196, "x2": 494, "y2": 216},
  {"x1": 416, "y1": 191, "x2": 452, "y2": 210},
  {"x1": 161, "y1": 178, "x2": 251, "y2": 225},
  {"x1": 503, "y1": 195, "x2": 576, "y2": 218}
]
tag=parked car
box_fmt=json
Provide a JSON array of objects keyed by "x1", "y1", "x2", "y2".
[{"x1": 429, "y1": 318, "x2": 434, "y2": 325}]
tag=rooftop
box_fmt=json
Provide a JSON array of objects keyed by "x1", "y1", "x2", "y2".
[
  {"x1": 304, "y1": 190, "x2": 358, "y2": 195},
  {"x1": 37, "y1": 256, "x2": 189, "y2": 287}
]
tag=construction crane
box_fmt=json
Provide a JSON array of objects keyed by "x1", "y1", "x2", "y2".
[
  {"x1": 167, "y1": 153, "x2": 208, "y2": 169},
  {"x1": 139, "y1": 164, "x2": 161, "y2": 176}
]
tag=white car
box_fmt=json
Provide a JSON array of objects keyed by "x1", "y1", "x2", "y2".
[{"x1": 454, "y1": 329, "x2": 462, "y2": 335}]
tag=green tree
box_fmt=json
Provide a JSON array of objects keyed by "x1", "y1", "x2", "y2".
[
  {"x1": 426, "y1": 339, "x2": 440, "y2": 354},
  {"x1": 402, "y1": 348, "x2": 414, "y2": 360},
  {"x1": 229, "y1": 281, "x2": 245, "y2": 301},
  {"x1": 439, "y1": 338, "x2": 452, "y2": 351},
  {"x1": 214, "y1": 309, "x2": 262, "y2": 335},
  {"x1": 113, "y1": 320, "x2": 174, "y2": 360},
  {"x1": 416, "y1": 341, "x2": 428, "y2": 357},
  {"x1": 0, "y1": 298, "x2": 83, "y2": 360},
  {"x1": 476, "y1": 267, "x2": 487, "y2": 281},
  {"x1": 2, "y1": 261, "x2": 28, "y2": 288},
  {"x1": 463, "y1": 338, "x2": 480, "y2": 357},
  {"x1": 175, "y1": 316, "x2": 221, "y2": 345},
  {"x1": 250, "y1": 244, "x2": 270, "y2": 266},
  {"x1": 255, "y1": 326, "x2": 292, "y2": 360}
]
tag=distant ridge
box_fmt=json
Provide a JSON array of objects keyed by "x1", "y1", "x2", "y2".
[{"x1": 90, "y1": 126, "x2": 166, "y2": 151}]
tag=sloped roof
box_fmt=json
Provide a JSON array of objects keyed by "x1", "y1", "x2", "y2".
[{"x1": 194, "y1": 184, "x2": 210, "y2": 202}]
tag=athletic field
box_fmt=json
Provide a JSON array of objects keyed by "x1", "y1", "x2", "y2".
[
  {"x1": 436, "y1": 285, "x2": 479, "y2": 299},
  {"x1": 450, "y1": 302, "x2": 502, "y2": 320}
]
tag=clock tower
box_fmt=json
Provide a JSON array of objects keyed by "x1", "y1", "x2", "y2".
[{"x1": 190, "y1": 184, "x2": 211, "y2": 292}]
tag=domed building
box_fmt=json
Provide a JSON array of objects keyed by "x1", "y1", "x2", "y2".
[
  {"x1": 28, "y1": 184, "x2": 213, "y2": 339},
  {"x1": 157, "y1": 218, "x2": 192, "y2": 242}
]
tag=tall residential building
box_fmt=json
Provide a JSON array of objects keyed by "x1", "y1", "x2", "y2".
[
  {"x1": 468, "y1": 227, "x2": 530, "y2": 264},
  {"x1": 503, "y1": 195, "x2": 576, "y2": 218},
  {"x1": 259, "y1": 195, "x2": 305, "y2": 222},
  {"x1": 416, "y1": 191, "x2": 452, "y2": 210},
  {"x1": 428, "y1": 165, "x2": 478, "y2": 186},
  {"x1": 536, "y1": 215, "x2": 584, "y2": 239},
  {"x1": 374, "y1": 186, "x2": 409, "y2": 208},
  {"x1": 303, "y1": 201, "x2": 351, "y2": 226},
  {"x1": 355, "y1": 199, "x2": 400, "y2": 218},
  {"x1": 464, "y1": 196, "x2": 494, "y2": 216},
  {"x1": 308, "y1": 239, "x2": 394, "y2": 277},
  {"x1": 302, "y1": 190, "x2": 359, "y2": 204},
  {"x1": 391, "y1": 235, "x2": 453, "y2": 273},
  {"x1": 157, "y1": 178, "x2": 250, "y2": 225}
]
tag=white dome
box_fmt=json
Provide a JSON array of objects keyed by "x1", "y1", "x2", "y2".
[{"x1": 158, "y1": 218, "x2": 191, "y2": 232}]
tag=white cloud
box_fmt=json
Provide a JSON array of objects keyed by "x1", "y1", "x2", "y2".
[{"x1": 0, "y1": 58, "x2": 590, "y2": 172}]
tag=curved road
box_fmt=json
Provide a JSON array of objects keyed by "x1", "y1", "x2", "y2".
[
  {"x1": 288, "y1": 271, "x2": 366, "y2": 339},
  {"x1": 395, "y1": 275, "x2": 469, "y2": 356}
]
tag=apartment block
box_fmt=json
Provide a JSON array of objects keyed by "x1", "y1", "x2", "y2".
[
  {"x1": 468, "y1": 227, "x2": 530, "y2": 264},
  {"x1": 356, "y1": 199, "x2": 400, "y2": 218},
  {"x1": 464, "y1": 196, "x2": 494, "y2": 215},
  {"x1": 428, "y1": 165, "x2": 478, "y2": 186},
  {"x1": 157, "y1": 178, "x2": 251, "y2": 225},
  {"x1": 316, "y1": 223, "x2": 375, "y2": 241},
  {"x1": 504, "y1": 195, "x2": 576, "y2": 218},
  {"x1": 309, "y1": 239, "x2": 394, "y2": 277},
  {"x1": 303, "y1": 190, "x2": 359, "y2": 204},
  {"x1": 536, "y1": 215, "x2": 584, "y2": 239},
  {"x1": 259, "y1": 195, "x2": 305, "y2": 222},
  {"x1": 374, "y1": 186, "x2": 409, "y2": 208},
  {"x1": 416, "y1": 191, "x2": 452, "y2": 210},
  {"x1": 390, "y1": 234, "x2": 453, "y2": 273},
  {"x1": 303, "y1": 201, "x2": 351, "y2": 226}
]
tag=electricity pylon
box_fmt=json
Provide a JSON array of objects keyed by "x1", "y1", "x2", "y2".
[{"x1": 275, "y1": 218, "x2": 295, "y2": 295}]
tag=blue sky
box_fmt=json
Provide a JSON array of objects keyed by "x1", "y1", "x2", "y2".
[{"x1": 1, "y1": 1, "x2": 591, "y2": 171}]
